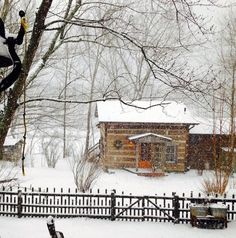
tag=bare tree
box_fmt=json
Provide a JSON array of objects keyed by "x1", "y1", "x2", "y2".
[
  {"x1": 0, "y1": 0, "x2": 82, "y2": 160},
  {"x1": 0, "y1": 0, "x2": 222, "y2": 164},
  {"x1": 82, "y1": 40, "x2": 106, "y2": 156},
  {"x1": 201, "y1": 7, "x2": 236, "y2": 195},
  {"x1": 0, "y1": 0, "x2": 54, "y2": 160},
  {"x1": 216, "y1": 9, "x2": 236, "y2": 175}
]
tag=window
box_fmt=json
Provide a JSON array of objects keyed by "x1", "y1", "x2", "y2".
[{"x1": 166, "y1": 143, "x2": 177, "y2": 163}]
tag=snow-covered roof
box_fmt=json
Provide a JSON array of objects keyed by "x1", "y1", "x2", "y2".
[
  {"x1": 97, "y1": 100, "x2": 198, "y2": 124},
  {"x1": 190, "y1": 117, "x2": 230, "y2": 135},
  {"x1": 129, "y1": 133, "x2": 172, "y2": 141},
  {"x1": 4, "y1": 135, "x2": 21, "y2": 146}
]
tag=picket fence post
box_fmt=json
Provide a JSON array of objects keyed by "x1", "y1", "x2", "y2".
[
  {"x1": 17, "y1": 189, "x2": 23, "y2": 218},
  {"x1": 172, "y1": 193, "x2": 180, "y2": 223},
  {"x1": 110, "y1": 190, "x2": 116, "y2": 221}
]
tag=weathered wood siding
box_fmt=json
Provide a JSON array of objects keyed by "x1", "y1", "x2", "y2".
[
  {"x1": 188, "y1": 134, "x2": 230, "y2": 170},
  {"x1": 3, "y1": 141, "x2": 23, "y2": 162},
  {"x1": 99, "y1": 122, "x2": 190, "y2": 172}
]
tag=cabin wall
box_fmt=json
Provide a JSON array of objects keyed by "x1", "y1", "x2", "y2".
[
  {"x1": 99, "y1": 122, "x2": 189, "y2": 172},
  {"x1": 188, "y1": 134, "x2": 229, "y2": 170}
]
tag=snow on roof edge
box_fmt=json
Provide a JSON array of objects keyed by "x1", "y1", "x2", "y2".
[
  {"x1": 97, "y1": 100, "x2": 198, "y2": 125},
  {"x1": 129, "y1": 133, "x2": 172, "y2": 141}
]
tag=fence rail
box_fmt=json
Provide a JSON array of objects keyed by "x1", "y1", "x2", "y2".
[{"x1": 0, "y1": 187, "x2": 235, "y2": 223}]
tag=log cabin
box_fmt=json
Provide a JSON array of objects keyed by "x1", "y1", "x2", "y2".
[{"x1": 96, "y1": 100, "x2": 198, "y2": 173}]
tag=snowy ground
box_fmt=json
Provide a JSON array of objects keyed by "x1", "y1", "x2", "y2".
[
  {"x1": 16, "y1": 158, "x2": 236, "y2": 196},
  {"x1": 1, "y1": 158, "x2": 236, "y2": 237},
  {"x1": 1, "y1": 216, "x2": 236, "y2": 238}
]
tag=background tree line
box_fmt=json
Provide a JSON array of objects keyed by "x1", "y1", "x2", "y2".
[{"x1": 0, "y1": 0, "x2": 232, "y2": 165}]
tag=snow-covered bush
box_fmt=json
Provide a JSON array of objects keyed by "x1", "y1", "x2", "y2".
[
  {"x1": 0, "y1": 161, "x2": 18, "y2": 187},
  {"x1": 70, "y1": 148, "x2": 101, "y2": 193},
  {"x1": 41, "y1": 137, "x2": 61, "y2": 168},
  {"x1": 202, "y1": 171, "x2": 229, "y2": 195}
]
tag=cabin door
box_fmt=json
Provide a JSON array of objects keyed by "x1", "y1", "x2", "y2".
[
  {"x1": 139, "y1": 143, "x2": 152, "y2": 168},
  {"x1": 138, "y1": 143, "x2": 166, "y2": 170}
]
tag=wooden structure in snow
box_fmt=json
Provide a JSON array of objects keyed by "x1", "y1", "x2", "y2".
[
  {"x1": 190, "y1": 203, "x2": 228, "y2": 229},
  {"x1": 188, "y1": 118, "x2": 236, "y2": 171},
  {"x1": 3, "y1": 136, "x2": 23, "y2": 161},
  {"x1": 96, "y1": 100, "x2": 198, "y2": 173}
]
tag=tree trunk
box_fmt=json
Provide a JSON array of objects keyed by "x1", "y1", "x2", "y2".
[
  {"x1": 228, "y1": 64, "x2": 236, "y2": 174},
  {"x1": 0, "y1": 0, "x2": 53, "y2": 159},
  {"x1": 84, "y1": 47, "x2": 101, "y2": 157}
]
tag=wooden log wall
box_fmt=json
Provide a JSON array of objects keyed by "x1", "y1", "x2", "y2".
[
  {"x1": 99, "y1": 122, "x2": 190, "y2": 172},
  {"x1": 188, "y1": 134, "x2": 230, "y2": 170}
]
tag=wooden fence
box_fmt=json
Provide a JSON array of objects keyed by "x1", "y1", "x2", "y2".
[{"x1": 0, "y1": 187, "x2": 236, "y2": 223}]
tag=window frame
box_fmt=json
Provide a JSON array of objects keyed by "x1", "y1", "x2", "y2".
[{"x1": 165, "y1": 143, "x2": 177, "y2": 164}]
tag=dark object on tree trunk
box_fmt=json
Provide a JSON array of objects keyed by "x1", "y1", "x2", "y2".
[
  {"x1": 0, "y1": 11, "x2": 28, "y2": 92},
  {"x1": 47, "y1": 216, "x2": 64, "y2": 238}
]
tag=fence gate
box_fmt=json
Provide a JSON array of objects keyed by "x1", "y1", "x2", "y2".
[{"x1": 111, "y1": 191, "x2": 179, "y2": 222}]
